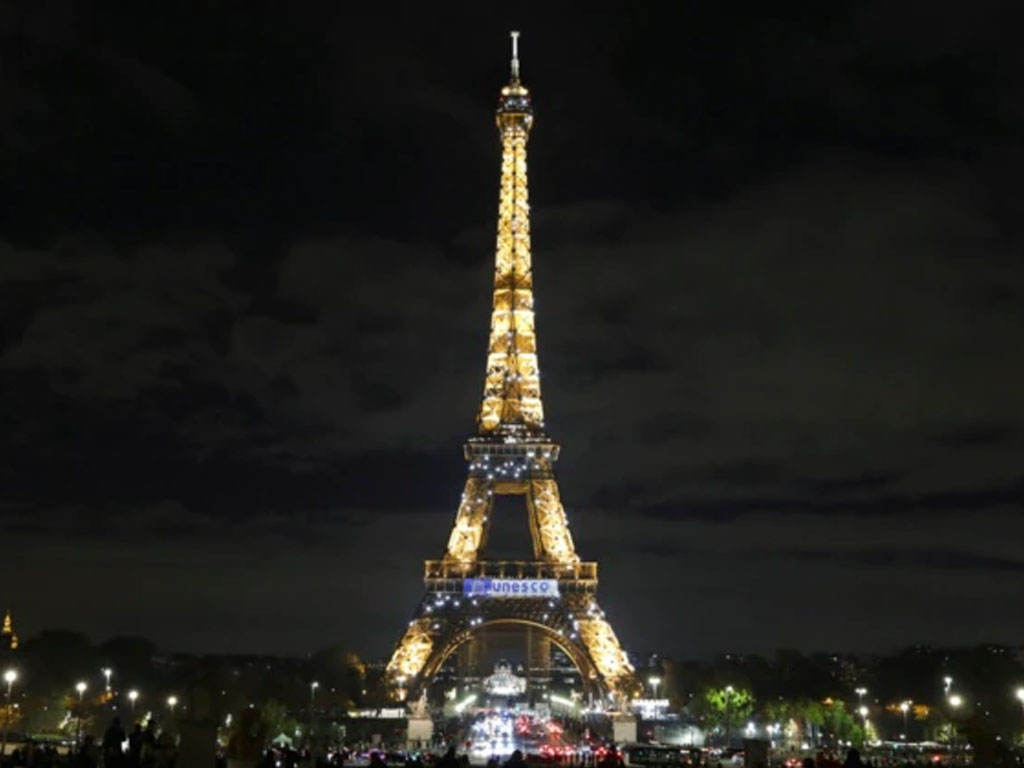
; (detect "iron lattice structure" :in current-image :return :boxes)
[386,33,636,703]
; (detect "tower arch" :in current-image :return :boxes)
[417,618,605,702]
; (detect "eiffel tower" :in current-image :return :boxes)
[386,32,635,706]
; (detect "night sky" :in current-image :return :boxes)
[2,2,1023,659]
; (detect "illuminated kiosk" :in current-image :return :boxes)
[385,32,637,740]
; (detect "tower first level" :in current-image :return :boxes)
[384,33,635,706]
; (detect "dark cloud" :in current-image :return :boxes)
[1,2,1022,657]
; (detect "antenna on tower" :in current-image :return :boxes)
[510,30,521,81]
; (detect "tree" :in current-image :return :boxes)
[259,699,298,743]
[693,686,754,746]
[820,700,864,746]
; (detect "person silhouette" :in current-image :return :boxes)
[104,716,126,766]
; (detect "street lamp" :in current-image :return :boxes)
[900,701,911,742]
[944,676,953,695]
[649,676,661,698]
[75,682,88,747]
[2,669,17,758]
[948,694,962,751]
[167,695,178,715]
[855,687,867,706]
[102,668,112,692]
[724,686,735,747]
[128,690,139,712]
[309,681,320,745]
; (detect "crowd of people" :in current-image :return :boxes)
[0,717,176,768]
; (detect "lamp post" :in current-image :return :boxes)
[944,677,953,696]
[2,669,17,758]
[900,701,910,742]
[310,681,320,745]
[948,694,962,751]
[649,677,661,717]
[75,682,88,747]
[724,686,734,748]
[102,668,112,693]
[167,695,178,715]
[858,706,868,744]
[855,687,867,707]
[128,690,139,715]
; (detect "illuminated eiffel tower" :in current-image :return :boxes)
[386,33,635,706]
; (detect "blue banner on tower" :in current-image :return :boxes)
[462,578,560,598]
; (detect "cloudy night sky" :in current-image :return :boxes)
[2,2,1023,659]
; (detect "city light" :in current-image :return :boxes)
[1016,688,1024,703]
[102,667,112,691]
[949,694,962,708]
[128,690,139,710]
[859,706,868,717]
[2,670,15,685]
[167,695,178,713]
[75,681,87,699]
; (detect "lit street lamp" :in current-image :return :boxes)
[944,676,953,695]
[75,682,88,747]
[900,701,911,742]
[1015,688,1024,730]
[128,690,139,712]
[648,676,662,718]
[724,686,735,747]
[310,682,320,741]
[102,668,112,692]
[649,676,661,698]
[2,669,17,758]
[167,695,178,715]
[948,694,962,750]
[855,687,867,706]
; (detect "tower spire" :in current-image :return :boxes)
[510,30,521,82]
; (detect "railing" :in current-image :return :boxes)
[424,559,597,582]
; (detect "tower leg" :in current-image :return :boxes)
[527,628,551,705]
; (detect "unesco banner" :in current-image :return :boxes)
[463,578,560,598]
